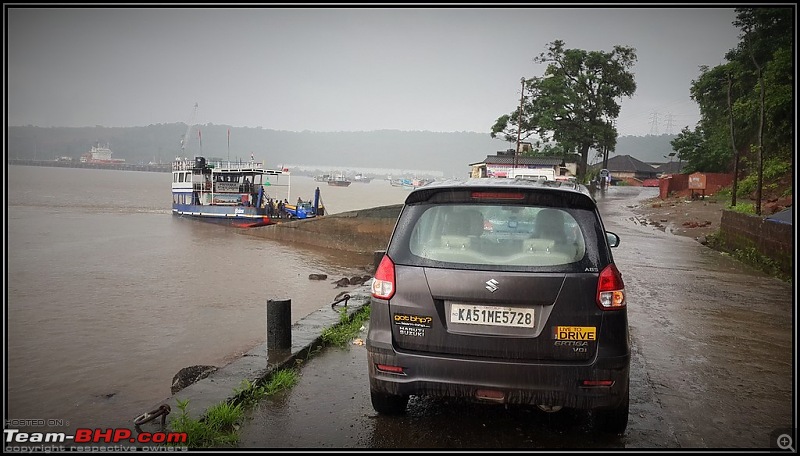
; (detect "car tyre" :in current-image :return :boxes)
[592,388,629,435]
[370,389,409,415]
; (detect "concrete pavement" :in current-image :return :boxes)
[133,285,372,434]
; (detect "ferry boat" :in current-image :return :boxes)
[171,156,323,227]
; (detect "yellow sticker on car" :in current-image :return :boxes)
[554,326,596,340]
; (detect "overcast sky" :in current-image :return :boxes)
[7,5,742,137]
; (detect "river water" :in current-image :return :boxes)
[5,165,410,431]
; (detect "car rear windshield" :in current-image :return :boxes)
[389,196,610,272]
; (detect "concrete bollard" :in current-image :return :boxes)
[267,299,292,351]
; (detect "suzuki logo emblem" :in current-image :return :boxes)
[485,279,499,293]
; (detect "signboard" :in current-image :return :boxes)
[215,182,240,192]
[213,194,242,204]
[688,172,706,190]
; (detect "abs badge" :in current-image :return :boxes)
[393,313,433,337]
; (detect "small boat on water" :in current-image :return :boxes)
[327,174,352,187]
[353,173,372,183]
[171,156,323,227]
[390,177,433,190]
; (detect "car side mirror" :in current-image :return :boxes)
[606,232,620,248]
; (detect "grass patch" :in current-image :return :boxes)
[704,231,791,283]
[233,368,299,409]
[169,399,242,448]
[168,368,299,448]
[320,305,371,347]
[729,246,792,283]
[704,231,725,250]
[726,202,756,214]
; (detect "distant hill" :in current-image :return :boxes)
[6,125,677,177]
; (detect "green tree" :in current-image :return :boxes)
[727,6,794,156]
[730,7,793,214]
[491,40,637,181]
[670,126,730,174]
[675,7,792,212]
[678,63,745,175]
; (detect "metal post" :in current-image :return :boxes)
[267,299,292,351]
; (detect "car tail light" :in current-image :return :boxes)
[371,255,395,300]
[596,263,625,310]
[581,380,615,387]
[471,191,525,200]
[375,364,405,374]
[475,389,506,402]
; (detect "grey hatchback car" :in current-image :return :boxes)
[366,178,629,434]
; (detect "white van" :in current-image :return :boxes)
[507,168,556,181]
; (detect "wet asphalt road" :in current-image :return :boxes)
[238,186,795,450]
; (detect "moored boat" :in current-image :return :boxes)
[171,156,323,227]
[80,142,126,164]
[327,174,352,187]
[391,177,433,190]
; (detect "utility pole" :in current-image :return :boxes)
[514,77,526,170]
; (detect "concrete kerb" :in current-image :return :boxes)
[138,286,372,430]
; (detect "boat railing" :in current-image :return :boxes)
[172,160,192,171]
[207,160,285,174]
[172,158,284,175]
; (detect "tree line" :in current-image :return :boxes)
[673,7,792,214]
[491,7,792,214]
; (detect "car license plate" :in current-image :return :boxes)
[450,303,534,328]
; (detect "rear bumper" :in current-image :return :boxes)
[366,342,629,410]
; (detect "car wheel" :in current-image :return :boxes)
[370,389,409,415]
[591,389,629,435]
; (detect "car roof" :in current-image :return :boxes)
[407,178,594,202]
